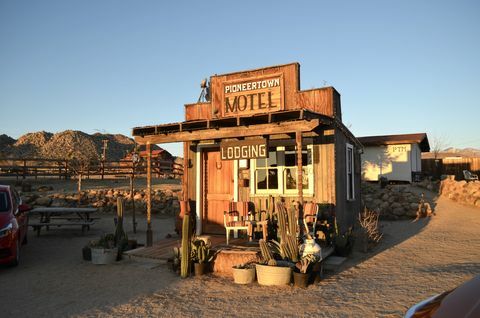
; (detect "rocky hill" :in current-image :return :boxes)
[422,147,480,159]
[0,130,164,161]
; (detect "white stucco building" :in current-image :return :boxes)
[358,133,430,182]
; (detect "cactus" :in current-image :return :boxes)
[191,238,212,264]
[180,214,191,278]
[274,202,300,262]
[276,202,288,242]
[287,204,297,236]
[259,239,274,264]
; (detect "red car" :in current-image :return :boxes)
[0,185,30,266]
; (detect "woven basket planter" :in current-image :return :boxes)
[256,263,292,286]
[232,267,256,284]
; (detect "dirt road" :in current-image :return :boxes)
[1,193,479,317]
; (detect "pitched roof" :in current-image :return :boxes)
[358,133,430,152]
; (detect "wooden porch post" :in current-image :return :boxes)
[296,131,304,205]
[182,142,189,206]
[296,131,304,237]
[146,142,153,246]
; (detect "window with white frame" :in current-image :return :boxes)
[251,145,314,196]
[346,143,355,200]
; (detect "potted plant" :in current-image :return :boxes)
[90,233,118,265]
[190,238,213,276]
[293,254,318,288]
[255,239,294,286]
[232,262,256,284]
[82,240,97,261]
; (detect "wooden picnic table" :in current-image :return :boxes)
[29,207,98,236]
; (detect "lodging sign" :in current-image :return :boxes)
[220,139,268,161]
[223,75,283,117]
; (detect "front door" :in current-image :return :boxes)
[203,149,234,234]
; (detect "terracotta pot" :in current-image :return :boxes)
[194,262,206,276]
[293,271,309,288]
[232,267,256,284]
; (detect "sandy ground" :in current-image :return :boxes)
[1,189,479,318]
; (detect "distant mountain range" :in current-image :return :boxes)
[422,147,480,159]
[0,130,165,161]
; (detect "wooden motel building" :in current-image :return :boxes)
[132,63,362,236]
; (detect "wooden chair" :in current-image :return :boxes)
[303,202,319,239]
[223,201,249,245]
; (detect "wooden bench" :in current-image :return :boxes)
[29,220,96,236]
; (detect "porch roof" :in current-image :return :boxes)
[132,109,333,145]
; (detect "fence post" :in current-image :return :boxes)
[23,159,26,180]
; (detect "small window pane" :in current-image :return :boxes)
[268,169,278,189]
[256,158,266,167]
[285,152,296,167]
[302,167,309,190]
[285,168,297,189]
[267,151,277,167]
[256,170,267,189]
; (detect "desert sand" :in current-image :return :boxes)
[1,188,479,317]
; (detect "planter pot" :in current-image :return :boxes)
[232,267,256,284]
[293,271,309,288]
[91,247,118,265]
[256,263,292,286]
[82,246,92,261]
[194,262,206,276]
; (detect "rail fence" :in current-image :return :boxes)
[0,157,183,180]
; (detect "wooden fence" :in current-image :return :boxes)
[0,157,183,180]
[422,158,480,180]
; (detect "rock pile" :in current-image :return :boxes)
[414,178,440,193]
[362,183,424,220]
[22,188,180,215]
[440,176,480,207]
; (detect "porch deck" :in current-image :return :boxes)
[123,235,256,263]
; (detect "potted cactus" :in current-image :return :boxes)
[191,238,213,276]
[90,233,117,265]
[232,262,256,284]
[255,239,294,286]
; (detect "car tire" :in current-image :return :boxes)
[9,240,19,267]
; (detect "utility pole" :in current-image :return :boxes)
[101,139,108,180]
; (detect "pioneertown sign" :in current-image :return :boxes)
[223,75,283,116]
[220,139,268,161]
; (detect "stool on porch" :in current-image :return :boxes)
[223,201,249,245]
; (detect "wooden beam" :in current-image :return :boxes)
[146,142,153,247]
[134,119,320,145]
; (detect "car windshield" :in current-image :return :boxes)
[0,192,10,212]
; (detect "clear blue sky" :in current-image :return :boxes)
[1,0,479,156]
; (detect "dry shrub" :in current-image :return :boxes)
[359,207,383,244]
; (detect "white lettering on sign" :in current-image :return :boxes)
[220,141,267,161]
[224,78,280,94]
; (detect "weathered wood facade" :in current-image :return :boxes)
[133,63,362,234]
